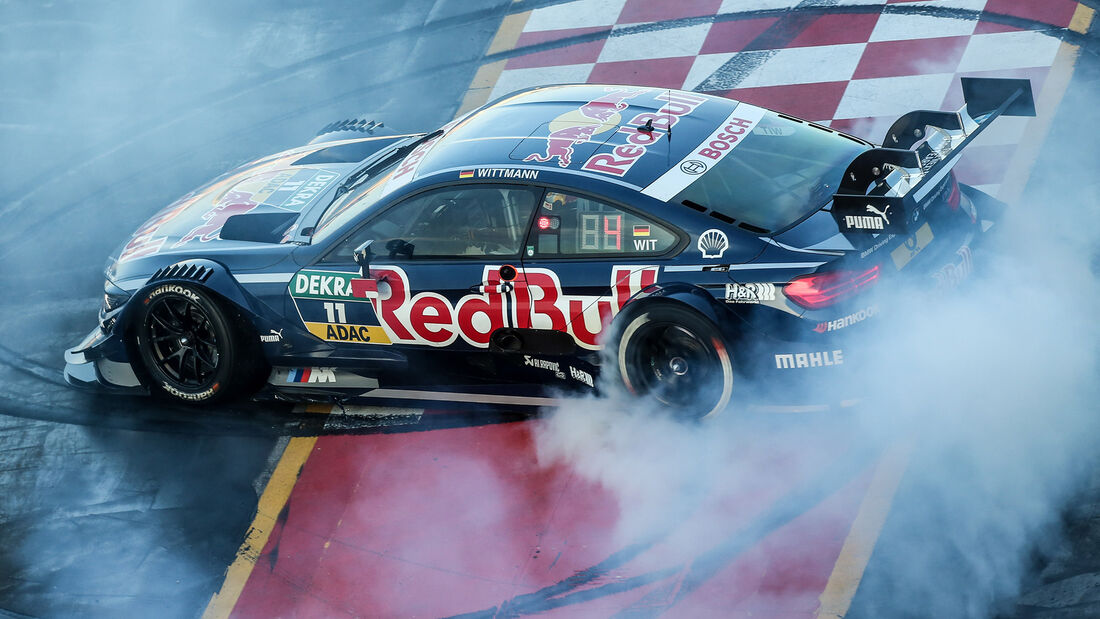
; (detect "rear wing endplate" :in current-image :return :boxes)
[831,77,1035,234]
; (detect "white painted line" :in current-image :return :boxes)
[870,0,985,42]
[956,30,1063,73]
[732,43,867,89]
[489,63,597,100]
[524,0,627,32]
[598,22,711,64]
[235,272,296,284]
[834,73,955,120]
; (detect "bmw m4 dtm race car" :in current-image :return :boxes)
[64,78,1034,419]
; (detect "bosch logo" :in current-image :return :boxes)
[680,160,707,175]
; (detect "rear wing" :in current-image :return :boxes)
[831,77,1035,235]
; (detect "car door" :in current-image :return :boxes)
[516,189,681,355]
[287,183,542,370]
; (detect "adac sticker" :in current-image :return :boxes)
[289,269,391,345]
[303,322,391,345]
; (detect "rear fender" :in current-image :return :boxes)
[616,282,745,344]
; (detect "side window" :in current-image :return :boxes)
[528,191,678,258]
[324,185,540,262]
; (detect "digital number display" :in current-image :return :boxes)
[579,214,622,251]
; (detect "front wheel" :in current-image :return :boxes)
[133,284,254,403]
[611,304,734,420]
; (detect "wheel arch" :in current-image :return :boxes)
[614,282,742,344]
[119,260,267,370]
[607,284,739,420]
[121,260,260,331]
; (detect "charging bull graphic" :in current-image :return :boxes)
[524,88,648,168]
[173,169,295,247]
[174,190,258,245]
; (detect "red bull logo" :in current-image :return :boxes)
[362,264,658,349]
[172,169,297,247]
[174,190,258,246]
[524,88,648,168]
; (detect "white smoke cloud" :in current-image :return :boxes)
[534,78,1100,619]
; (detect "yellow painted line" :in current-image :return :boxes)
[815,442,913,619]
[202,406,329,619]
[457,8,532,115]
[1070,2,1095,34]
[996,2,1094,204]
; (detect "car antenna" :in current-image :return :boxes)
[666,90,673,141]
[666,89,673,170]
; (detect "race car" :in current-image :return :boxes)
[64,78,1034,418]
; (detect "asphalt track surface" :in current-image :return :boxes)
[0,1,1098,618]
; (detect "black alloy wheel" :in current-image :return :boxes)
[148,295,219,385]
[134,284,243,403]
[615,304,734,420]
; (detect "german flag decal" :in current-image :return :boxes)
[459,170,474,179]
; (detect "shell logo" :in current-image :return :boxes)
[698,228,729,259]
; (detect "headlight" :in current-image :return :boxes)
[99,281,132,331]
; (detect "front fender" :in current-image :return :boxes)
[120,259,286,339]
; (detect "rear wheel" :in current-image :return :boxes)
[613,304,734,420]
[133,284,254,403]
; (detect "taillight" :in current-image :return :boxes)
[785,266,879,310]
[946,171,961,210]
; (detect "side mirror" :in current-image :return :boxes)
[352,240,373,278]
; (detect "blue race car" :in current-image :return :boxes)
[64,78,1033,418]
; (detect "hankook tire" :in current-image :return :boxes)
[613,304,733,420]
[133,283,253,404]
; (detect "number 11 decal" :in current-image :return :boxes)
[323,302,347,324]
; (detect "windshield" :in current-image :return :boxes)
[671,113,867,233]
[311,162,400,242]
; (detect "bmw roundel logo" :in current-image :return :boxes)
[680,160,707,175]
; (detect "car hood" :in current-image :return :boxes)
[113,155,355,265]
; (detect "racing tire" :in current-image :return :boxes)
[611,304,734,420]
[133,283,258,404]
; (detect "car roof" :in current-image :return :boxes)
[409,85,746,192]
